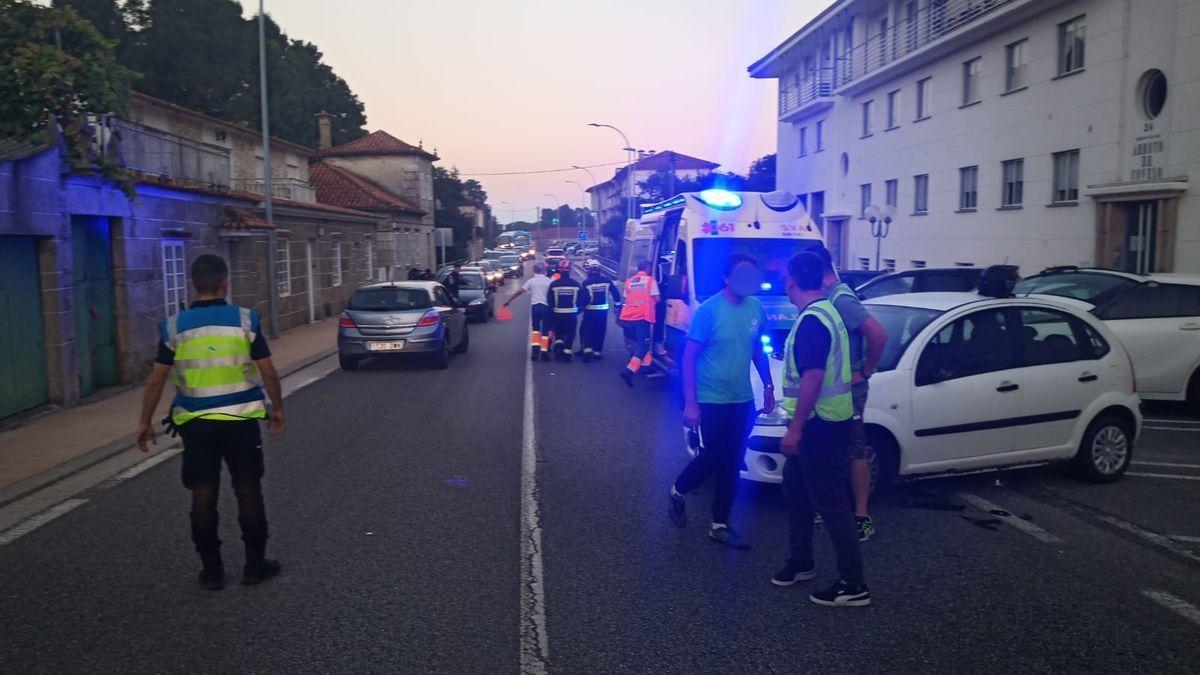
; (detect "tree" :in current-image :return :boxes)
[746,153,776,192]
[601,215,625,242]
[0,1,135,176]
[433,166,491,256]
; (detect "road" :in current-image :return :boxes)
[2,272,1199,673]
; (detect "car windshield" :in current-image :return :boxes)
[348,287,432,311]
[500,256,520,265]
[458,273,485,290]
[1014,272,1138,306]
[483,251,503,260]
[869,304,945,371]
[692,238,819,298]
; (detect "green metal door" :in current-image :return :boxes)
[0,236,48,419]
[71,216,117,397]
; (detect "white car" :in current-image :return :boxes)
[1015,267,1200,411]
[740,292,1142,486]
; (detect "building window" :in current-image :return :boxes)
[860,183,872,217]
[916,77,932,120]
[883,258,897,272]
[1052,149,1080,203]
[959,166,978,210]
[962,57,982,105]
[799,126,808,157]
[331,240,343,287]
[1001,159,1024,207]
[365,240,374,280]
[885,179,898,207]
[913,174,929,214]
[276,237,291,297]
[815,120,825,150]
[911,259,927,269]
[886,90,900,129]
[861,100,873,137]
[905,1,918,53]
[1005,39,1028,92]
[878,17,889,65]
[1058,16,1086,75]
[162,239,187,316]
[858,257,871,271]
[1140,69,1168,120]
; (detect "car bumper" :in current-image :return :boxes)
[466,304,489,320]
[338,335,444,356]
[682,423,787,484]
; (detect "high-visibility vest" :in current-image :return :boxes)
[163,304,267,425]
[828,282,866,370]
[781,299,853,422]
[619,272,656,323]
[584,282,612,310]
[551,286,580,314]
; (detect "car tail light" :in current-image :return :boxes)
[338,313,356,328]
[417,310,440,327]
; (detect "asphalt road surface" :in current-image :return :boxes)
[2,273,1199,673]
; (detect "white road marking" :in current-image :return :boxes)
[1132,461,1200,470]
[1169,535,1200,543]
[108,446,182,483]
[519,351,550,674]
[1143,590,1200,627]
[958,493,1063,544]
[1126,472,1200,481]
[0,498,89,546]
[1097,515,1200,564]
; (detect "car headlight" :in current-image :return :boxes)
[469,298,485,305]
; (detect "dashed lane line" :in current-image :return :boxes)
[1097,515,1200,565]
[0,498,89,547]
[1143,590,1200,627]
[958,493,1063,544]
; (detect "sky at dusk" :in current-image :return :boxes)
[238,1,828,224]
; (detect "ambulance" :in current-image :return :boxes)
[616,189,824,482]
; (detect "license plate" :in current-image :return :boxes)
[367,341,405,352]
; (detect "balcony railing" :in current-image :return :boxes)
[837,0,1017,86]
[780,70,835,118]
[102,119,231,188]
[230,177,316,203]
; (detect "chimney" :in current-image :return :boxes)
[315,111,334,150]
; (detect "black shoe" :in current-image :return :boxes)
[540,352,552,362]
[619,370,634,388]
[668,490,687,528]
[856,516,875,542]
[198,566,225,591]
[242,559,282,586]
[708,525,750,550]
[531,350,540,362]
[809,580,871,607]
[770,562,817,587]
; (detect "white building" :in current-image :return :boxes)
[587,150,719,227]
[749,0,1199,274]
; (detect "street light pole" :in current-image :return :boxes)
[565,180,587,238]
[498,200,516,226]
[587,123,634,223]
[864,205,894,271]
[258,0,278,338]
[571,165,600,236]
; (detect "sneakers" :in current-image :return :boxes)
[242,559,282,586]
[198,566,225,591]
[619,370,634,387]
[809,580,871,607]
[770,562,817,587]
[668,489,687,528]
[708,525,750,550]
[856,516,875,542]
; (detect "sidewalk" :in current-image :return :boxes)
[0,317,339,492]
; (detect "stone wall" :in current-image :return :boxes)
[324,155,435,227]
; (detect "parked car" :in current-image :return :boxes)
[336,282,469,371]
[1015,266,1200,409]
[437,268,494,322]
[839,269,885,289]
[498,254,523,278]
[742,291,1141,486]
[857,267,988,300]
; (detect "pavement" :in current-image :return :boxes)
[2,270,1199,673]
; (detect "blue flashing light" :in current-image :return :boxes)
[760,282,772,291]
[760,335,771,344]
[762,345,775,355]
[696,189,743,210]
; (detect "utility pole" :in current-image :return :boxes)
[258,0,278,338]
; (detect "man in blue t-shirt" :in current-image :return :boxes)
[668,254,776,550]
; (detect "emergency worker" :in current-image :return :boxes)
[618,260,660,386]
[578,259,622,363]
[548,259,583,361]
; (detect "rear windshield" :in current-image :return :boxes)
[458,274,485,290]
[348,287,432,311]
[1014,272,1138,305]
[500,256,520,265]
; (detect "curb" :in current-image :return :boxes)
[0,346,339,510]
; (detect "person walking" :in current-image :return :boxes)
[547,259,583,362]
[504,262,554,361]
[579,259,622,363]
[134,255,284,591]
[668,254,775,550]
[617,260,660,386]
[771,251,869,607]
[443,262,465,301]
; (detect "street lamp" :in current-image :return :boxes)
[864,205,896,271]
[565,180,587,241]
[587,123,635,222]
[571,165,600,236]
[544,192,562,243]
[258,0,278,338]
[498,200,516,226]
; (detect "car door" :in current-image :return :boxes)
[433,286,461,345]
[1012,306,1108,454]
[908,307,1024,468]
[1098,283,1200,396]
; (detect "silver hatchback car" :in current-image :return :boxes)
[337,282,469,370]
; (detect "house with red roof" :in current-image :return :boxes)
[586,150,720,227]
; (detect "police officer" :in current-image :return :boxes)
[770,251,869,608]
[135,254,284,591]
[578,259,622,363]
[547,258,583,362]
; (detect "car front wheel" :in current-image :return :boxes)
[1072,415,1133,483]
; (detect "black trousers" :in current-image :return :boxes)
[674,401,753,524]
[178,419,270,561]
[552,312,578,354]
[530,303,552,353]
[783,418,864,586]
[580,309,608,354]
[622,320,652,360]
